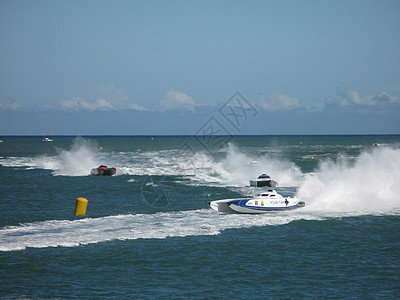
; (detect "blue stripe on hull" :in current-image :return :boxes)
[228,200,305,213]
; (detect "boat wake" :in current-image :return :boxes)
[1,205,399,252]
[0,209,334,252]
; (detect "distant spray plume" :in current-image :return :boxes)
[208,143,303,187]
[51,137,100,176]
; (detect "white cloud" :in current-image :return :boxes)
[127,103,148,111]
[370,93,400,105]
[61,97,114,110]
[60,96,149,112]
[257,88,400,114]
[325,87,399,107]
[0,100,22,111]
[259,93,300,111]
[160,90,196,112]
[97,83,129,109]
[60,84,150,112]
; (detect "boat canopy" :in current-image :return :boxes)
[258,174,271,179]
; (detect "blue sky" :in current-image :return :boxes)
[1,0,399,135]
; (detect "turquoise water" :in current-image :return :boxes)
[1,135,400,298]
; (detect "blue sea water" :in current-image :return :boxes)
[0,135,400,299]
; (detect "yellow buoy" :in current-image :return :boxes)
[74,197,88,216]
[99,147,103,151]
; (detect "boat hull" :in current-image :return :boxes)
[208,198,247,214]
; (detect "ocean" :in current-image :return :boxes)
[0,135,399,299]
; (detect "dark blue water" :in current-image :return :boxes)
[1,135,399,299]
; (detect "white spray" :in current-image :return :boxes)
[297,146,400,212]
[33,137,101,176]
[209,143,303,187]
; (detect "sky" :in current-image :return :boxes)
[0,0,400,135]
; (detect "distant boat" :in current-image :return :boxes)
[42,137,54,142]
[90,165,116,176]
[249,174,278,187]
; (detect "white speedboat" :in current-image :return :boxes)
[42,137,54,142]
[208,189,305,214]
[249,174,278,187]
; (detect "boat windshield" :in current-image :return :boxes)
[257,193,269,197]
